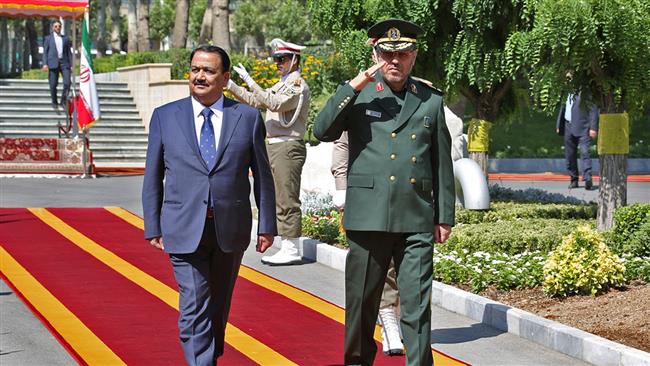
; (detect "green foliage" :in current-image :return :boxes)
[149,0,176,41]
[489,184,590,204]
[455,202,597,224]
[301,211,347,247]
[446,219,592,255]
[433,247,546,293]
[621,254,650,283]
[608,204,650,257]
[512,0,650,114]
[543,226,626,297]
[20,69,48,79]
[233,0,311,45]
[188,0,208,43]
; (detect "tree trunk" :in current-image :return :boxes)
[171,0,189,48]
[110,0,122,52]
[13,20,23,74]
[127,0,138,52]
[137,0,150,51]
[199,0,213,44]
[96,0,108,56]
[0,17,8,75]
[26,18,39,69]
[211,0,230,51]
[22,20,31,70]
[597,154,627,230]
[41,18,50,40]
[470,152,489,178]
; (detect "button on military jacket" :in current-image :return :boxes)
[314,76,455,232]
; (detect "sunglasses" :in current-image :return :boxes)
[273,55,291,63]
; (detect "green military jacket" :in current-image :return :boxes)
[314,76,455,232]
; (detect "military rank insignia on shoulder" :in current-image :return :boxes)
[411,76,444,95]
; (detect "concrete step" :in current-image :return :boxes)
[0,106,140,115]
[0,114,143,121]
[92,151,147,160]
[0,122,144,129]
[0,100,138,108]
[1,129,148,137]
[0,92,132,99]
[0,79,127,87]
[90,145,148,152]
[0,85,131,93]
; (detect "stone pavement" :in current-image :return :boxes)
[1,175,648,365]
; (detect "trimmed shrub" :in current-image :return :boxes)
[489,184,590,204]
[301,210,347,247]
[543,226,626,297]
[446,219,593,255]
[608,204,650,256]
[455,202,597,224]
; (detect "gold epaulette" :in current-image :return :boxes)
[411,76,444,95]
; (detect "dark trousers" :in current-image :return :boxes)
[564,131,593,182]
[170,220,244,366]
[48,64,71,105]
[344,231,434,366]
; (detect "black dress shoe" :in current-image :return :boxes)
[585,180,593,190]
[569,180,578,189]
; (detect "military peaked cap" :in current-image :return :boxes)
[367,18,423,52]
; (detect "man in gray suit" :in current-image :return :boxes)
[142,45,277,365]
[556,92,599,189]
[42,20,72,110]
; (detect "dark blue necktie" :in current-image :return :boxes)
[199,107,216,169]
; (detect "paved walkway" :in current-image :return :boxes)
[1,175,648,365]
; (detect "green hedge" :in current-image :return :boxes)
[608,203,650,257]
[94,48,192,80]
[455,202,597,224]
[446,219,594,255]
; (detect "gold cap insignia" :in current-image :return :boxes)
[411,83,417,94]
[388,27,401,41]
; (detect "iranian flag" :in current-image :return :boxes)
[77,10,100,129]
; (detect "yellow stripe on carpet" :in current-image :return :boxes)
[107,207,467,366]
[0,246,126,366]
[29,208,296,366]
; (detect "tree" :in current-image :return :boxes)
[95,0,108,56]
[137,0,151,51]
[508,0,650,230]
[110,0,122,52]
[198,0,213,44]
[211,0,230,50]
[25,18,39,68]
[150,0,175,49]
[172,0,190,48]
[127,0,138,51]
[233,0,312,47]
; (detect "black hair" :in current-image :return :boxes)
[190,45,231,73]
[52,19,62,26]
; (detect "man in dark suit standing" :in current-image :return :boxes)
[556,92,599,189]
[315,19,455,366]
[142,45,277,366]
[42,20,72,110]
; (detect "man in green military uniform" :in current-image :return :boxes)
[314,19,455,365]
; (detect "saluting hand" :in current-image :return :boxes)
[349,61,386,92]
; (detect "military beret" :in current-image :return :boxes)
[367,19,423,52]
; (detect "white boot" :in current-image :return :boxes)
[261,237,302,265]
[378,306,404,355]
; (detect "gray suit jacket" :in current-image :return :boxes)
[43,33,72,69]
[142,96,277,254]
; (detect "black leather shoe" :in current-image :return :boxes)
[585,180,593,190]
[568,180,578,189]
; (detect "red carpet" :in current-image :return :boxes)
[0,208,468,366]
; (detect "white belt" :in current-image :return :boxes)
[267,136,301,144]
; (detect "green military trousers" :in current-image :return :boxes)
[266,140,306,238]
[344,231,434,366]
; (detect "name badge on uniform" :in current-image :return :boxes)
[366,109,382,118]
[424,116,431,128]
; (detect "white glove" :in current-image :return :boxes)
[333,190,346,210]
[226,79,236,90]
[233,63,255,86]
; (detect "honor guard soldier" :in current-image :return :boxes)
[227,39,310,265]
[314,19,456,366]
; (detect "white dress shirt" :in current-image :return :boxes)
[191,96,224,158]
[564,94,575,122]
[54,33,63,59]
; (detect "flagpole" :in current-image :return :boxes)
[79,9,90,178]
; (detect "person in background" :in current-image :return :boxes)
[227,39,311,265]
[142,45,277,365]
[42,19,72,111]
[556,92,599,190]
[315,19,455,365]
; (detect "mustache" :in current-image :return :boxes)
[193,80,209,86]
